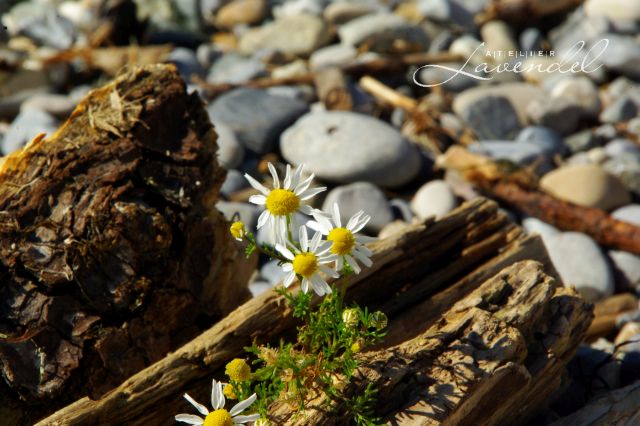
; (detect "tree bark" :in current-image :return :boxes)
[0,64,253,425]
[38,198,591,425]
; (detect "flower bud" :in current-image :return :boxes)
[342,308,359,328]
[225,358,251,382]
[230,221,246,241]
[370,311,388,330]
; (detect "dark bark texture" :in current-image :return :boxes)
[0,64,252,424]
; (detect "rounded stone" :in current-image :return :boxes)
[281,111,421,188]
[239,15,331,56]
[545,232,615,302]
[410,180,458,219]
[612,204,640,225]
[214,122,244,169]
[540,164,631,211]
[322,182,393,234]
[215,0,266,28]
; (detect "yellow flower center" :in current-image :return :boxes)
[327,227,355,256]
[265,189,300,216]
[223,384,237,399]
[225,358,251,382]
[292,252,318,278]
[204,409,233,426]
[230,221,245,239]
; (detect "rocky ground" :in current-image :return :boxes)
[1,0,640,423]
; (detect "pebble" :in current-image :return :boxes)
[480,20,517,54]
[323,2,379,25]
[605,139,640,158]
[515,126,565,154]
[540,164,630,211]
[4,2,76,49]
[599,97,638,124]
[260,260,288,285]
[215,0,266,28]
[527,97,581,136]
[585,0,640,25]
[281,111,420,187]
[550,77,601,119]
[220,169,249,197]
[214,122,244,169]
[389,198,414,222]
[545,232,614,302]
[206,53,267,85]
[273,0,324,18]
[239,15,330,56]
[322,182,393,234]
[604,156,640,195]
[2,109,58,155]
[410,180,458,220]
[615,321,640,342]
[521,216,560,243]
[612,205,640,225]
[519,27,543,52]
[20,93,76,119]
[208,88,309,154]
[459,96,521,140]
[337,13,429,53]
[574,342,619,392]
[609,250,640,288]
[453,83,546,124]
[599,34,640,80]
[215,201,259,230]
[168,47,205,81]
[309,44,358,70]
[417,0,475,29]
[249,280,272,297]
[564,130,602,154]
[468,140,552,169]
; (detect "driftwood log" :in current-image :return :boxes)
[438,146,640,256]
[0,64,253,425]
[39,197,592,425]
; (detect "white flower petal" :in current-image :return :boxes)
[233,413,261,424]
[355,245,373,257]
[257,210,270,229]
[319,264,339,278]
[311,211,333,233]
[211,379,225,410]
[316,241,332,255]
[283,164,292,189]
[351,215,370,233]
[248,195,266,205]
[356,235,377,243]
[299,225,309,251]
[346,211,364,230]
[268,162,280,188]
[310,274,331,296]
[332,203,341,227]
[336,256,344,271]
[345,255,361,274]
[282,263,293,271]
[230,393,257,416]
[306,220,324,234]
[276,243,295,260]
[299,187,326,201]
[301,278,310,293]
[310,230,322,251]
[294,174,313,195]
[175,413,204,425]
[299,204,314,215]
[290,164,303,189]
[352,249,372,267]
[244,174,269,195]
[183,393,209,416]
[283,271,296,287]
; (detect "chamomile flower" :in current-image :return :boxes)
[307,204,375,274]
[275,226,339,296]
[175,379,259,426]
[246,163,326,244]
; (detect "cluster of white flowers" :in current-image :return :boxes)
[245,163,375,297]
